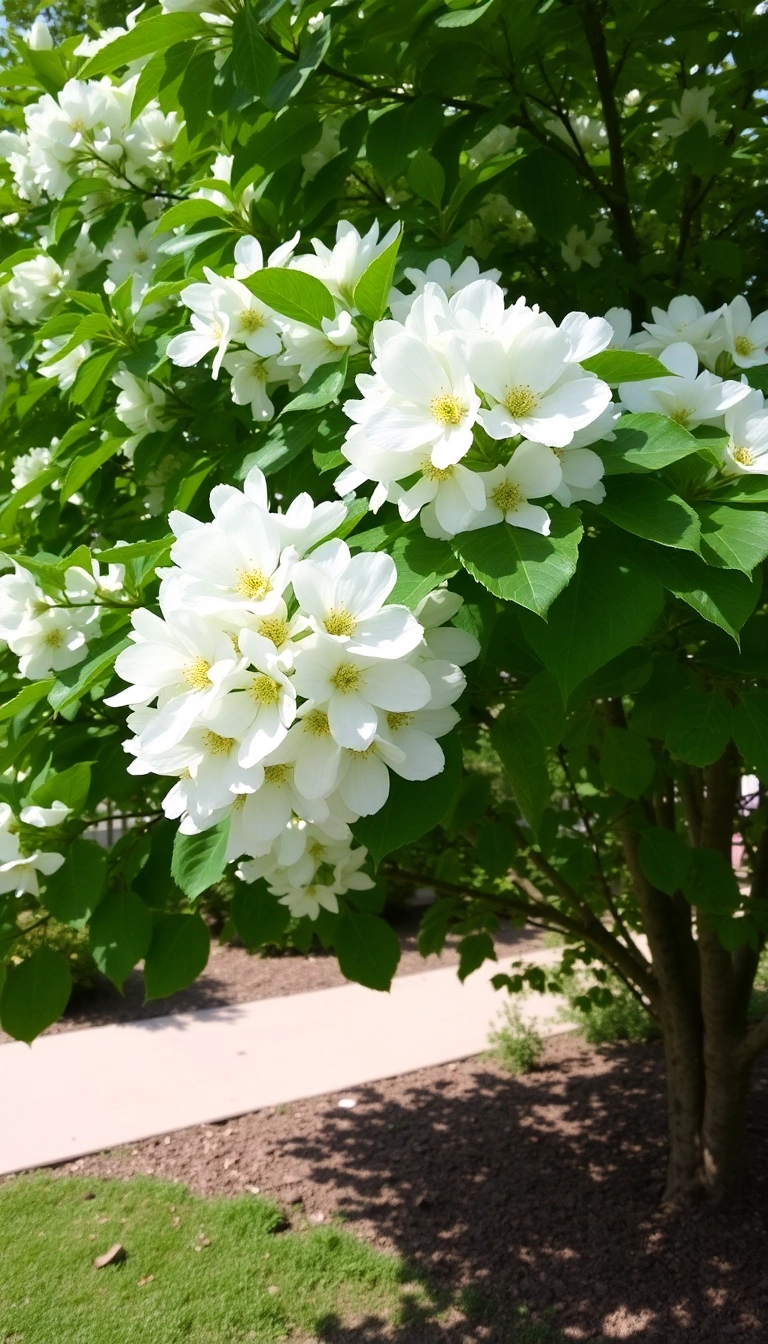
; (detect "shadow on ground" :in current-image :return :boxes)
[281,1042,768,1343]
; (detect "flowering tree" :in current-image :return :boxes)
[0,0,768,1205]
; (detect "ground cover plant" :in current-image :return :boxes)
[0,0,768,1210]
[0,1172,443,1341]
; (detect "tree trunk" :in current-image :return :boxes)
[661,1010,752,1204]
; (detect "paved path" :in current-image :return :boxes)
[0,949,570,1176]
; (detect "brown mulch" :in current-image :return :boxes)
[0,911,538,1043]
[46,1034,768,1343]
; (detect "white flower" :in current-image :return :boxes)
[545,114,608,153]
[104,223,163,299]
[292,635,431,751]
[206,464,346,559]
[469,326,612,448]
[12,606,91,680]
[204,630,297,770]
[20,800,70,827]
[561,220,612,272]
[658,87,718,140]
[618,342,751,429]
[394,458,486,539]
[291,539,423,660]
[8,255,66,323]
[278,310,360,383]
[414,589,480,666]
[551,445,606,506]
[166,269,283,377]
[604,307,633,349]
[123,108,182,178]
[12,447,52,495]
[293,219,401,307]
[389,258,502,324]
[347,332,480,469]
[38,336,91,391]
[466,124,518,167]
[721,396,768,475]
[719,296,768,369]
[0,848,64,898]
[168,492,293,618]
[220,351,278,421]
[558,311,614,363]
[634,295,723,365]
[74,26,129,57]
[463,442,562,535]
[26,19,54,49]
[232,232,300,279]
[278,881,340,920]
[113,368,172,437]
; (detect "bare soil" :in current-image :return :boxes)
[46,1034,768,1343]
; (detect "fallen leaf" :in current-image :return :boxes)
[268,1285,278,1295]
[137,1275,154,1287]
[93,1243,126,1269]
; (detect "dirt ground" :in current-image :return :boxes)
[45,1034,768,1344]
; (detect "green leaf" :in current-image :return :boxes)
[664,690,732,767]
[580,351,669,384]
[239,411,319,478]
[282,355,347,413]
[334,911,400,991]
[0,466,58,531]
[698,503,768,574]
[457,931,496,981]
[69,349,121,408]
[682,848,739,915]
[79,13,207,78]
[651,547,760,642]
[43,838,106,927]
[89,889,154,991]
[388,534,459,609]
[171,820,230,899]
[675,122,730,177]
[232,881,290,948]
[32,762,91,812]
[491,710,550,834]
[143,913,211,1000]
[94,537,173,565]
[600,727,655,798]
[598,413,704,475]
[232,1,280,99]
[435,0,495,25]
[732,692,768,777]
[601,475,701,553]
[716,477,768,504]
[0,679,55,724]
[0,946,71,1043]
[245,267,335,329]
[453,506,582,617]
[152,199,234,233]
[476,821,518,877]
[513,672,566,746]
[60,437,123,502]
[366,99,444,184]
[407,149,445,208]
[521,532,664,700]
[638,828,692,896]
[517,149,582,243]
[265,14,331,111]
[233,107,321,183]
[353,226,403,321]
[351,733,462,866]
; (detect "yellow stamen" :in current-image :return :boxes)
[422,460,454,483]
[732,445,755,467]
[251,674,281,705]
[387,711,415,731]
[430,392,465,427]
[492,480,524,512]
[264,763,290,786]
[239,307,265,333]
[44,629,64,648]
[303,709,330,736]
[503,385,536,418]
[332,663,362,693]
[670,408,692,427]
[324,608,357,637]
[258,615,288,647]
[203,731,235,756]
[184,657,211,690]
[734,335,754,357]
[237,568,272,601]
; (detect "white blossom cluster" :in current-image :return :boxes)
[0,801,66,899]
[109,466,479,919]
[337,275,615,538]
[0,77,182,204]
[0,559,124,680]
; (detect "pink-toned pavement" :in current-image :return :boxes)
[0,948,570,1176]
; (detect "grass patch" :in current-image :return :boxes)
[0,1173,441,1343]
[488,1004,544,1074]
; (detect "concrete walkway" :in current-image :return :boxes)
[0,949,569,1176]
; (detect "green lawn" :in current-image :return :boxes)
[0,1173,440,1343]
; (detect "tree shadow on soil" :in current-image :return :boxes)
[285,1042,768,1343]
